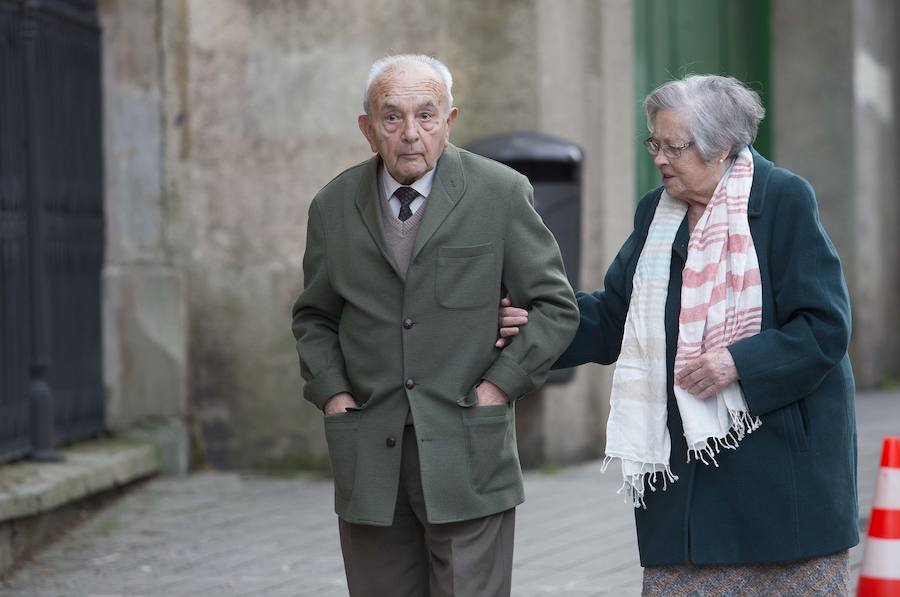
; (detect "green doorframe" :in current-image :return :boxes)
[633,0,771,198]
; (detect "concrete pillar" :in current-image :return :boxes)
[518,0,634,465]
[99,0,189,473]
[851,0,900,386]
[772,0,900,387]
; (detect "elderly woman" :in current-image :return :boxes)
[500,74,857,595]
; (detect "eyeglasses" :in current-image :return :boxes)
[643,137,695,159]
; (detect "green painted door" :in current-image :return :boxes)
[634,0,771,197]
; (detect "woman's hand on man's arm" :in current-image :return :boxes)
[495,296,529,348]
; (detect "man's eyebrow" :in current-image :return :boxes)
[379,100,439,113]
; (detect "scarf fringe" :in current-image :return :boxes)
[686,409,763,466]
[601,455,679,509]
[602,409,762,509]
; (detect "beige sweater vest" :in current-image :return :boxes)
[381,197,428,276]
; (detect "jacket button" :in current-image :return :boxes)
[403,318,415,329]
[405,378,416,390]
[386,437,397,448]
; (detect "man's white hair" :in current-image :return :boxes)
[362,54,454,114]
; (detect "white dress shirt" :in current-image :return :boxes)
[380,164,436,218]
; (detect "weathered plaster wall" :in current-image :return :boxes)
[99,0,900,474]
[158,0,613,469]
[144,0,636,469]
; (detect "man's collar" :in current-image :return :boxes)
[381,163,437,199]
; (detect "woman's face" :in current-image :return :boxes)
[651,110,727,206]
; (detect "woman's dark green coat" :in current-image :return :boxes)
[556,150,858,566]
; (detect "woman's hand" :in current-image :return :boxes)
[676,348,739,399]
[495,297,529,348]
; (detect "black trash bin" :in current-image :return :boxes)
[466,132,582,384]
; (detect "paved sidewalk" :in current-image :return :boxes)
[1,390,897,597]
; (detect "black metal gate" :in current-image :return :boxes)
[0,0,103,463]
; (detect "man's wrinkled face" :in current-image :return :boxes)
[358,64,458,185]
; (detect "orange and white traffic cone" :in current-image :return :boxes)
[858,436,900,596]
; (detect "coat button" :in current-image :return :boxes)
[386,437,397,448]
[403,318,415,329]
[405,378,416,390]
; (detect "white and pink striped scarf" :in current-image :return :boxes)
[603,146,763,508]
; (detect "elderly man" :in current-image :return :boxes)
[291,54,577,597]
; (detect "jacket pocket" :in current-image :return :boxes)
[461,401,520,494]
[781,401,809,452]
[323,414,359,500]
[436,243,496,309]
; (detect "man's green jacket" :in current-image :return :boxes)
[292,144,578,525]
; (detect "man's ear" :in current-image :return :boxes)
[447,107,458,129]
[444,107,459,145]
[358,114,377,153]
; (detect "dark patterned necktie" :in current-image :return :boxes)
[394,186,419,222]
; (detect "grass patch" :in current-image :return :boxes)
[240,452,334,480]
[878,375,899,390]
[96,516,122,535]
[537,463,560,476]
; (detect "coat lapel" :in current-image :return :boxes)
[672,214,689,263]
[411,144,466,262]
[748,147,774,218]
[353,155,403,278]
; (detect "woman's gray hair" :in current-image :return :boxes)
[644,74,765,162]
[363,54,454,115]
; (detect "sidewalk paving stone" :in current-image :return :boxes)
[0,390,896,596]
